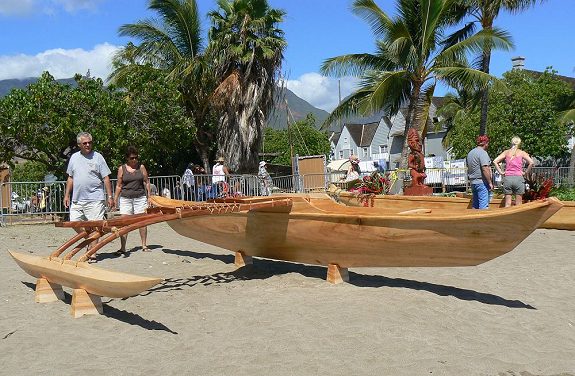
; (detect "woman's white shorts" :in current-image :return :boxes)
[119,196,148,215]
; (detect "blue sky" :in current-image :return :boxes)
[1,0,573,112]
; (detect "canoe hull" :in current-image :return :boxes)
[164,196,562,268]
[336,193,575,231]
[10,251,162,298]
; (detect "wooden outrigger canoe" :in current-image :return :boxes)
[150,194,562,268]
[331,188,575,231]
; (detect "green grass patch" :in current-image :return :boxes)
[550,186,575,201]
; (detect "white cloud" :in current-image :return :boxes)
[0,43,121,81]
[0,0,102,15]
[284,73,359,112]
[53,0,102,12]
[0,0,35,15]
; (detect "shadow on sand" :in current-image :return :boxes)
[153,248,536,310]
[21,281,178,334]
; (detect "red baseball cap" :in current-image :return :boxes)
[476,135,489,146]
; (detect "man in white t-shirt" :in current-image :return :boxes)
[64,131,114,222]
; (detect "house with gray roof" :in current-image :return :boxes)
[330,98,448,169]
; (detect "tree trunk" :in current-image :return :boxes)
[399,82,423,171]
[479,27,492,136]
[218,80,269,174]
[197,144,211,174]
[569,136,575,187]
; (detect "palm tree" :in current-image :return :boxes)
[109,0,218,171]
[436,87,481,148]
[321,0,511,167]
[208,0,287,173]
[461,0,544,135]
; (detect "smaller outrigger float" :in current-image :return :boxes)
[10,194,562,318]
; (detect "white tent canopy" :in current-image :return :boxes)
[326,159,351,172]
[326,159,379,173]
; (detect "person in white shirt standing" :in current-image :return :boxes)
[212,156,229,197]
[63,131,114,259]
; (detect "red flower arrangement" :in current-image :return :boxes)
[348,171,392,207]
[523,172,554,202]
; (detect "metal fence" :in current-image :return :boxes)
[0,174,265,225]
[2,167,573,225]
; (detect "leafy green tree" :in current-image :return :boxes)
[0,70,197,179]
[10,161,49,182]
[208,0,287,173]
[321,0,510,168]
[436,87,481,148]
[0,72,129,179]
[111,0,218,172]
[263,114,331,166]
[449,69,573,161]
[116,66,197,175]
[459,0,544,135]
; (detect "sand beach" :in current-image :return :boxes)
[0,222,574,376]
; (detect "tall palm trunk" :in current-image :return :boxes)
[218,81,269,174]
[400,81,423,171]
[479,49,491,135]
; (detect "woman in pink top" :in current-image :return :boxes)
[493,136,534,207]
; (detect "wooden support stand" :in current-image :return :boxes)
[327,264,349,284]
[35,278,65,303]
[71,289,103,318]
[234,251,253,267]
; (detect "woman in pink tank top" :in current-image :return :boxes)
[493,136,534,207]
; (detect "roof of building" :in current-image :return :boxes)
[344,122,380,147]
[523,69,575,89]
[330,131,341,145]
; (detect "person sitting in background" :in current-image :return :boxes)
[493,136,534,207]
[173,182,182,200]
[344,155,361,182]
[149,183,158,196]
[182,163,195,201]
[258,161,273,196]
[192,165,206,201]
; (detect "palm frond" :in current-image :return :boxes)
[320,89,373,130]
[321,53,383,77]
[359,70,411,116]
[352,0,394,37]
[441,21,476,49]
[439,27,514,63]
[560,108,575,124]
